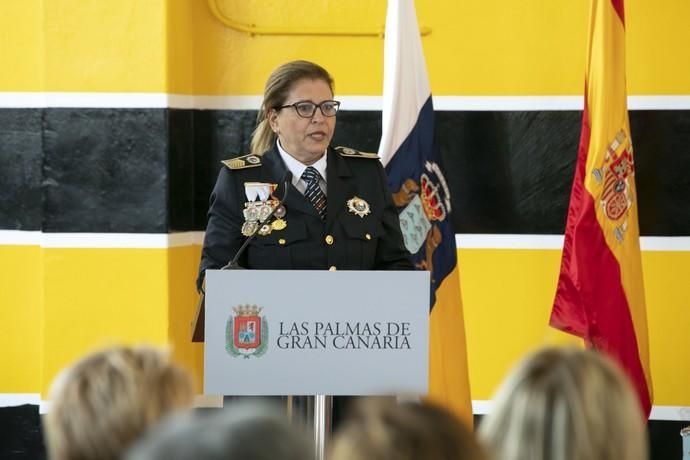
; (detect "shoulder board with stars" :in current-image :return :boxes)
[221,153,263,170]
[335,146,380,159]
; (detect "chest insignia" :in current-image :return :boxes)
[346,196,371,218]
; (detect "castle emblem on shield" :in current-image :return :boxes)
[225,305,268,359]
[591,129,636,243]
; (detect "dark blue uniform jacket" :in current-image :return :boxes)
[197,145,412,289]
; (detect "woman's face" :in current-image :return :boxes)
[269,78,336,165]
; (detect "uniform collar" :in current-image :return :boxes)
[260,145,318,218]
[276,140,327,185]
[260,145,355,227]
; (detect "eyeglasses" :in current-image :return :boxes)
[276,100,341,118]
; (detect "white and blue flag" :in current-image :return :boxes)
[378,0,472,425]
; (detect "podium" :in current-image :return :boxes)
[195,269,429,459]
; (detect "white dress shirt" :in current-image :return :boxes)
[276,140,327,195]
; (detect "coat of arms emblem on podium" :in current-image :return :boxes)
[225,304,268,359]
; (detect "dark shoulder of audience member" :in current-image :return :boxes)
[126,401,314,460]
[330,400,489,460]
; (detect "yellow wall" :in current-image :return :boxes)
[460,248,690,406]
[167,0,195,93]
[0,246,43,391]
[0,245,203,395]
[43,0,167,92]
[3,0,690,94]
[40,248,171,395]
[461,248,578,400]
[640,251,690,406]
[168,245,205,390]
[1,1,44,91]
[195,0,690,95]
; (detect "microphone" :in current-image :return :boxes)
[221,170,293,270]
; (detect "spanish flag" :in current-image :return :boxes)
[378,0,472,426]
[550,0,652,416]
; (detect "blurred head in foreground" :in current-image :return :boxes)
[44,345,194,460]
[330,400,489,460]
[479,347,647,460]
[126,401,314,460]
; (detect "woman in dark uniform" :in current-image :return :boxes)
[197,60,411,288]
[196,60,413,425]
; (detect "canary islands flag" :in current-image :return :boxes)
[378,0,472,425]
[550,0,652,417]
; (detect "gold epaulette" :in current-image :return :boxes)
[335,146,380,159]
[221,153,263,170]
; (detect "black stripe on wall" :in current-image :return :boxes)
[0,405,45,459]
[0,109,43,230]
[43,109,169,233]
[1,108,689,236]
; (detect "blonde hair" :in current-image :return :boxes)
[330,401,489,460]
[250,60,334,155]
[44,345,194,460]
[479,347,647,460]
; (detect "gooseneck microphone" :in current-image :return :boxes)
[221,170,293,270]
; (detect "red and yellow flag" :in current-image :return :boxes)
[550,0,652,417]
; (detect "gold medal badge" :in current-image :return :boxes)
[346,196,371,218]
[270,205,288,231]
[271,219,287,231]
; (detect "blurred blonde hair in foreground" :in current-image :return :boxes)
[479,347,647,460]
[330,400,489,460]
[44,345,194,460]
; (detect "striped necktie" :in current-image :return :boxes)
[301,166,326,220]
